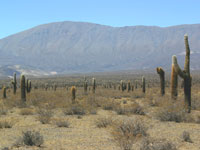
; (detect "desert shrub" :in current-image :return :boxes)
[55,119,70,128]
[90,109,97,115]
[191,94,200,110]
[37,108,53,124]
[95,117,113,128]
[157,109,186,122]
[102,101,117,110]
[123,100,127,104]
[64,104,86,115]
[77,115,82,119]
[195,115,200,124]
[1,147,9,150]
[0,105,7,116]
[115,103,145,115]
[15,130,44,147]
[140,138,176,150]
[156,102,193,123]
[111,118,147,150]
[182,131,192,143]
[20,108,34,115]
[131,92,145,99]
[0,120,13,129]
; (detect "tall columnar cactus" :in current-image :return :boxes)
[29,80,32,93]
[26,79,29,93]
[71,86,76,104]
[171,56,178,99]
[2,86,6,99]
[135,80,138,89]
[84,80,88,94]
[142,76,145,93]
[53,83,57,91]
[131,85,134,91]
[156,67,165,96]
[118,85,121,91]
[27,80,32,93]
[92,78,96,94]
[120,80,124,92]
[172,34,192,113]
[12,72,17,94]
[20,75,26,102]
[127,81,131,92]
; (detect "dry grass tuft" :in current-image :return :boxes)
[0,105,8,116]
[64,104,86,115]
[140,137,177,150]
[14,130,44,147]
[182,131,192,143]
[0,120,13,129]
[19,108,34,115]
[37,108,53,124]
[115,103,145,116]
[111,118,147,150]
[54,119,70,128]
[95,117,113,128]
[155,101,193,123]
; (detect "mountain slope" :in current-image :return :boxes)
[0,21,200,75]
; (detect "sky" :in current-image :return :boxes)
[0,0,200,39]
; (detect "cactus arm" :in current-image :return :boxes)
[156,67,165,95]
[172,55,187,79]
[171,61,178,99]
[184,34,190,74]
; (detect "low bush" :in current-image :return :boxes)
[111,118,147,150]
[95,117,113,128]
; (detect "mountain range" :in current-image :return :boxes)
[0,21,200,77]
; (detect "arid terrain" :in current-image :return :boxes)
[0,72,200,150]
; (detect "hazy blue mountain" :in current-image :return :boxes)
[0,21,200,76]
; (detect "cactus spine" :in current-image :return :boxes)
[142,76,145,93]
[2,86,6,99]
[71,86,76,104]
[156,67,165,96]
[92,78,96,94]
[20,75,26,102]
[172,34,192,113]
[12,72,17,94]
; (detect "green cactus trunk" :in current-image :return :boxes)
[84,80,88,94]
[120,80,124,92]
[135,81,138,89]
[171,34,192,113]
[127,81,131,92]
[26,79,29,93]
[92,78,96,94]
[20,75,26,102]
[156,67,165,96]
[171,57,178,99]
[142,76,145,93]
[2,86,6,99]
[28,80,32,93]
[12,72,17,94]
[71,86,76,104]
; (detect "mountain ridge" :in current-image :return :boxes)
[0,21,200,76]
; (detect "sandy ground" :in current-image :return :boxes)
[1,94,200,150]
